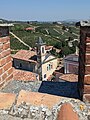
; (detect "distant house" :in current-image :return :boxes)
[13,37,58,81]
[25,27,35,32]
[63,54,79,74]
[13,50,37,72]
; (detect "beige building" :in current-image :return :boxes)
[13,37,58,81]
[36,37,58,80]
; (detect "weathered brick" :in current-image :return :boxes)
[85,54,90,64]
[0,68,3,75]
[0,58,6,67]
[84,85,90,94]
[83,94,90,103]
[2,49,11,58]
[5,55,11,63]
[84,75,90,84]
[85,66,90,74]
[86,37,90,43]
[3,42,10,50]
[0,44,3,52]
[86,45,90,53]
[3,62,12,72]
[7,67,13,75]
[0,28,12,87]
[0,80,5,88]
[5,73,13,82]
[1,72,7,81]
[0,37,10,44]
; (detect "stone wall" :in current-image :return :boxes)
[0,90,89,120]
[0,27,13,88]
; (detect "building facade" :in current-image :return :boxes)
[64,54,79,74]
[36,37,58,81]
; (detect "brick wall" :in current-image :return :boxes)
[78,26,90,102]
[0,27,13,89]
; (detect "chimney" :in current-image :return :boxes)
[0,24,13,89]
[78,21,90,103]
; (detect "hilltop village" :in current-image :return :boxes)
[0,20,90,120]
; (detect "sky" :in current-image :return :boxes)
[0,0,90,21]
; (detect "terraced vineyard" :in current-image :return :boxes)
[10,22,80,56]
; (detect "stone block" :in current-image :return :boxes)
[84,85,90,94]
[0,92,16,110]
[17,90,62,109]
[84,75,90,84]
[83,94,90,103]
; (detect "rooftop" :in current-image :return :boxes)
[13,68,39,81]
[59,74,78,82]
[64,54,78,62]
[13,50,37,63]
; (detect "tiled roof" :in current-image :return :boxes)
[25,27,35,30]
[13,68,38,81]
[13,50,37,63]
[59,74,78,82]
[64,54,79,62]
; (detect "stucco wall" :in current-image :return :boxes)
[41,58,57,80]
[13,58,36,72]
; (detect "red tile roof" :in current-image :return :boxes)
[59,74,78,82]
[13,50,37,63]
[13,68,38,81]
[25,27,35,30]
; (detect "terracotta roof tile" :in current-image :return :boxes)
[13,68,38,81]
[13,50,37,63]
[59,74,78,82]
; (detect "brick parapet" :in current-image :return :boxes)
[0,36,13,89]
[78,26,90,102]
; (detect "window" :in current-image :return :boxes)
[44,74,46,78]
[47,63,53,71]
[42,47,44,53]
[51,62,53,69]
[49,64,51,70]
[47,66,49,71]
[20,63,22,68]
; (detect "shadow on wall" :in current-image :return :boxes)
[38,81,80,99]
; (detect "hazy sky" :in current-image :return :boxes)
[0,0,90,21]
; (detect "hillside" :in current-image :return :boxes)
[10,22,80,56]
